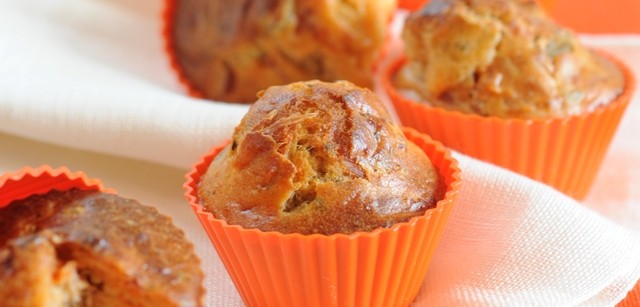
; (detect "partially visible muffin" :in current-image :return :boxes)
[396,0,624,119]
[171,0,396,103]
[0,189,203,307]
[198,80,443,235]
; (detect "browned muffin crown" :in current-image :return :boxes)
[0,189,203,307]
[396,0,624,119]
[199,80,443,235]
[171,0,396,103]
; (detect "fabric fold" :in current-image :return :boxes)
[417,154,640,306]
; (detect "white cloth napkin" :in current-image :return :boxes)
[1,0,640,306]
[0,0,248,169]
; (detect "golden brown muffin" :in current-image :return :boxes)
[199,80,443,235]
[171,0,396,103]
[396,0,624,119]
[0,189,203,307]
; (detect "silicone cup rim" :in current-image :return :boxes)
[0,165,113,208]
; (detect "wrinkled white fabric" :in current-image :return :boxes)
[1,1,639,306]
[0,0,248,169]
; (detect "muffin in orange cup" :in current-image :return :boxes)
[184,81,461,306]
[162,0,397,103]
[0,166,204,306]
[381,0,635,200]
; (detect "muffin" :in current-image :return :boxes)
[165,0,396,103]
[198,80,443,235]
[185,80,461,306]
[396,0,624,119]
[382,0,634,199]
[0,175,203,307]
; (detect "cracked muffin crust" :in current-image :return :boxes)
[0,189,203,307]
[396,0,624,119]
[198,80,444,235]
[170,0,396,103]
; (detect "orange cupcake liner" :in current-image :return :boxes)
[0,165,113,208]
[398,0,428,11]
[382,52,635,200]
[618,280,640,307]
[184,128,461,307]
[162,0,395,100]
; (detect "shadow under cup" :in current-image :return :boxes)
[382,52,635,200]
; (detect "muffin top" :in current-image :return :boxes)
[396,0,624,119]
[171,0,395,103]
[0,189,203,306]
[199,80,443,235]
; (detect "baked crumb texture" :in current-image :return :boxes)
[0,189,203,307]
[398,0,623,119]
[199,80,444,235]
[171,0,396,103]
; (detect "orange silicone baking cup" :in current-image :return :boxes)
[618,280,640,307]
[184,128,461,307]
[398,0,427,11]
[382,52,635,200]
[162,0,393,100]
[0,165,111,209]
